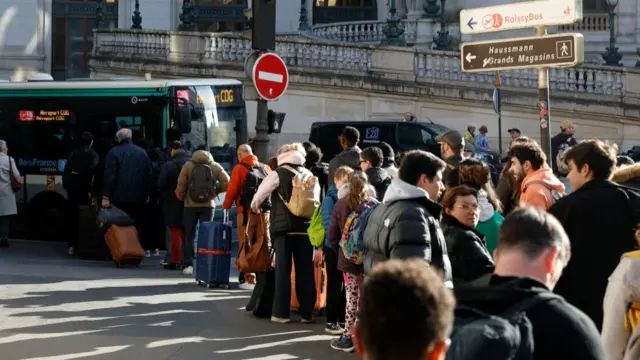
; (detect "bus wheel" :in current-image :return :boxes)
[26,192,68,242]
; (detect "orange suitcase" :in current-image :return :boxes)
[105,225,145,267]
[291,249,327,313]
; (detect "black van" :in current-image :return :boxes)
[309,120,502,184]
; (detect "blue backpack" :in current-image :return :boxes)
[339,204,376,264]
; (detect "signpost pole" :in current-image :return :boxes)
[536,26,552,166]
[494,71,503,155]
[254,97,270,162]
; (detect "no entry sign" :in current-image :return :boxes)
[252,53,289,101]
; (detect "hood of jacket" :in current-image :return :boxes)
[612,163,640,184]
[240,154,259,167]
[521,167,565,193]
[277,150,305,167]
[192,150,214,165]
[337,146,361,168]
[365,167,391,186]
[383,165,399,178]
[477,189,495,222]
[382,178,430,204]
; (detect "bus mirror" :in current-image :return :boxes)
[176,106,192,133]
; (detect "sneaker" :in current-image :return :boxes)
[245,273,256,285]
[152,249,160,256]
[238,283,255,291]
[330,335,355,353]
[325,323,344,335]
[145,250,151,258]
[160,258,169,266]
[68,247,76,256]
[270,316,291,324]
[301,316,314,324]
[182,266,193,275]
[0,238,8,248]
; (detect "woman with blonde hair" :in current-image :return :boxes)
[250,142,318,324]
[328,172,378,352]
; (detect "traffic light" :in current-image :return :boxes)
[267,109,285,134]
[244,0,276,51]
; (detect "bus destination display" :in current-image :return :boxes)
[19,109,71,122]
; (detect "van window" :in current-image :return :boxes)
[398,123,433,146]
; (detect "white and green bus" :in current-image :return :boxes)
[0,78,247,241]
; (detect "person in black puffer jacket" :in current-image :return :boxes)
[303,142,329,196]
[440,185,494,286]
[359,147,391,201]
[362,150,453,287]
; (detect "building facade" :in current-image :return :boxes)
[0,0,638,80]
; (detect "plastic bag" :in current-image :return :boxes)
[97,205,135,229]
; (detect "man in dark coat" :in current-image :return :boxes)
[158,141,191,268]
[550,140,640,330]
[359,146,391,201]
[435,130,465,189]
[327,126,361,187]
[363,150,453,287]
[63,131,99,256]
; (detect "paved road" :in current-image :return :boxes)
[0,241,355,360]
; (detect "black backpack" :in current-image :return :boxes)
[188,164,216,202]
[240,163,270,213]
[446,292,561,360]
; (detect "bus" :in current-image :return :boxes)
[0,78,247,241]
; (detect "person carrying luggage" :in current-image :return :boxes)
[176,149,230,275]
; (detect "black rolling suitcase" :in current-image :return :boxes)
[76,205,110,260]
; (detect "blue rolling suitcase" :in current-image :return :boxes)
[195,211,233,289]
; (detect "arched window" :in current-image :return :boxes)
[192,0,247,32]
[313,0,377,25]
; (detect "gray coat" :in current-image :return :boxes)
[0,154,19,216]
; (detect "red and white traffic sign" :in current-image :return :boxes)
[252,53,289,101]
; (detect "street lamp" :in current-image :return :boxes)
[381,0,406,46]
[95,0,104,28]
[178,0,198,32]
[299,0,309,31]
[601,0,622,66]
[131,0,142,29]
[433,0,452,50]
[424,0,440,19]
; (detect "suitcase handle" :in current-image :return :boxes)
[197,249,232,256]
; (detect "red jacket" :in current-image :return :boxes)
[222,155,270,213]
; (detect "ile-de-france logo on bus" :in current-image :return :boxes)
[365,127,379,140]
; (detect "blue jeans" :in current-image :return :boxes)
[0,216,10,239]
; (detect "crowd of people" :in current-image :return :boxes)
[2,119,640,359]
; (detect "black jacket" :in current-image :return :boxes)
[103,140,152,204]
[157,150,191,227]
[440,214,494,286]
[551,132,578,175]
[63,145,99,204]
[363,178,453,285]
[549,179,640,329]
[365,167,392,201]
[454,275,606,360]
[443,155,463,188]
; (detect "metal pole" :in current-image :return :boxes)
[536,26,552,166]
[253,99,270,162]
[495,71,503,155]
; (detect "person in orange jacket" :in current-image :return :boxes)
[507,140,565,210]
[222,144,271,290]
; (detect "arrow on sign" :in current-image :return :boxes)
[467,17,477,30]
[465,52,476,63]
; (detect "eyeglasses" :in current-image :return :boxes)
[453,204,479,211]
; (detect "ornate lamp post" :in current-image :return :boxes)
[601,0,622,66]
[433,0,452,50]
[95,0,104,28]
[299,0,310,31]
[381,0,405,46]
[131,0,142,29]
[178,0,198,32]
[423,0,440,19]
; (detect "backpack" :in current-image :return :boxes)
[307,206,325,247]
[523,180,564,206]
[556,142,573,175]
[623,250,640,334]
[446,292,561,360]
[188,164,216,202]
[277,165,320,218]
[240,163,269,213]
[339,205,376,264]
